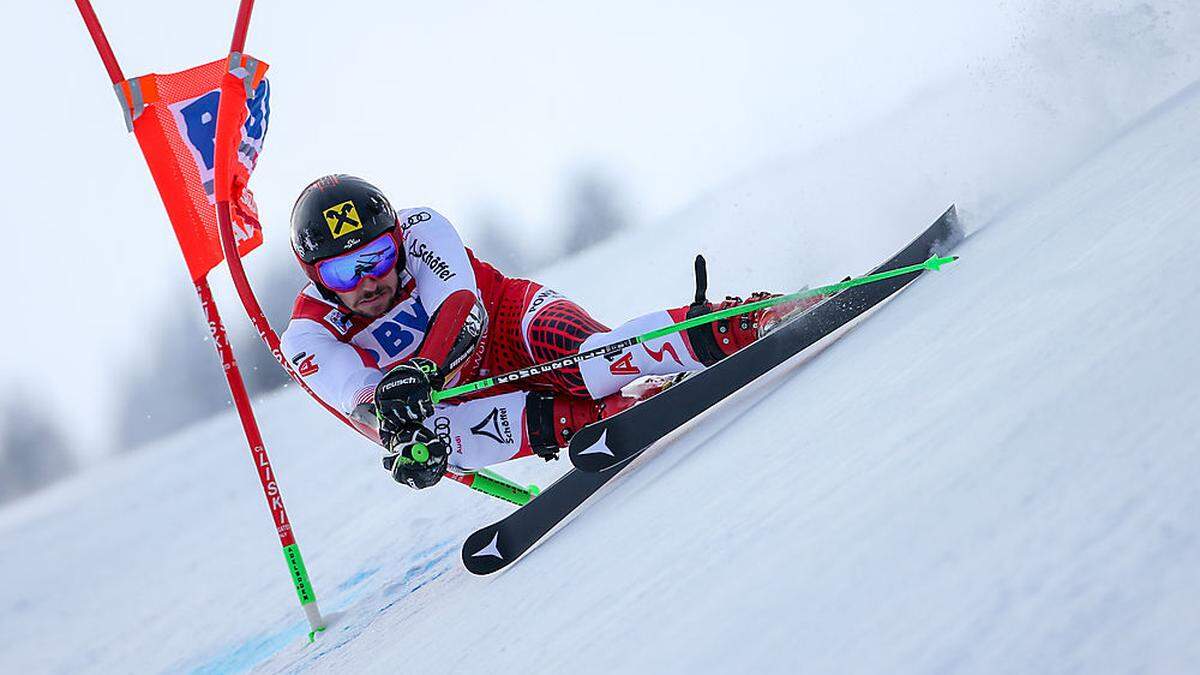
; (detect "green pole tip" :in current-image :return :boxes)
[924,254,959,271]
[307,625,327,644]
[528,484,541,497]
[411,442,429,463]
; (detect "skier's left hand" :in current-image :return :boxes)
[381,423,450,489]
[375,357,443,436]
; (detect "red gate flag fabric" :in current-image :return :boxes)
[116,55,270,281]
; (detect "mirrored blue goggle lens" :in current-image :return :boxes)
[316,235,399,292]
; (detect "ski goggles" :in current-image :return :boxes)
[315,232,400,293]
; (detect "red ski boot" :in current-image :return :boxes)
[680,256,827,366]
[523,375,683,460]
[525,391,635,460]
[682,292,775,366]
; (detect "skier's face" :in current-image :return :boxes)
[335,268,398,317]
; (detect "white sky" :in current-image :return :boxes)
[2,1,1044,453]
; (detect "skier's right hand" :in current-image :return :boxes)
[381,423,450,490]
[375,358,441,428]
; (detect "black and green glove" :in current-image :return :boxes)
[375,357,443,432]
[381,423,450,489]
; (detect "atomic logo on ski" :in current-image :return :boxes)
[576,430,614,457]
[643,341,683,365]
[608,353,641,376]
[471,532,504,559]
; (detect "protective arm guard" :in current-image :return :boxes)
[416,290,486,384]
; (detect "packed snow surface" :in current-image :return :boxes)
[4,5,1200,674]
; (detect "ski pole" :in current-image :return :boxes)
[433,254,957,403]
[466,468,541,505]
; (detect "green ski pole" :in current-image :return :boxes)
[468,468,541,505]
[432,254,957,403]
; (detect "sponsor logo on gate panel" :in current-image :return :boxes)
[169,79,270,203]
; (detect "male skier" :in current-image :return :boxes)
[281,175,805,489]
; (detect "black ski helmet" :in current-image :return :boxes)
[290,174,401,298]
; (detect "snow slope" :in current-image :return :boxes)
[5,14,1200,675]
[2,77,1198,673]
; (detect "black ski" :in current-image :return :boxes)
[460,206,962,574]
[461,463,627,575]
[568,205,963,472]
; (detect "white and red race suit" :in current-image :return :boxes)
[281,207,707,471]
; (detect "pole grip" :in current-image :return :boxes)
[693,255,708,306]
[469,469,540,506]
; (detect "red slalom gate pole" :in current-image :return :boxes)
[208,0,326,641]
[74,0,124,83]
[229,0,256,53]
[74,0,325,641]
[194,281,324,637]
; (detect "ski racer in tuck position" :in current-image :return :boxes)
[282,175,808,490]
